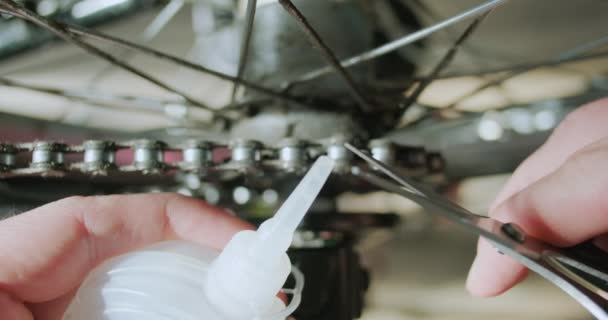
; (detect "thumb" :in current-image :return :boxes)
[468,138,608,296]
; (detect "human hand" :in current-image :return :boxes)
[0,193,252,320]
[466,97,608,297]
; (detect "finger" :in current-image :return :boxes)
[0,292,33,320]
[466,239,528,297]
[0,193,253,302]
[469,139,608,296]
[498,138,608,246]
[28,288,76,320]
[491,97,608,210]
[469,99,608,297]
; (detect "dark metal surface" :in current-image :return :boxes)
[250,213,400,233]
[277,0,373,113]
[289,243,368,320]
[289,0,506,85]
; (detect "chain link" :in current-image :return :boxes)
[0,138,444,179]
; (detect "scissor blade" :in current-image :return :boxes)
[345,143,426,197]
[345,143,484,218]
[351,166,494,233]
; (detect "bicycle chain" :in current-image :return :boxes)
[0,138,444,180]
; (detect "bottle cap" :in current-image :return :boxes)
[206,156,334,319]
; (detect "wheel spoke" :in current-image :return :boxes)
[286,0,507,86]
[143,0,186,40]
[444,34,608,109]
[277,0,373,113]
[400,10,493,112]
[66,24,308,107]
[231,0,258,103]
[410,0,482,64]
[409,0,520,68]
[0,1,312,111]
[87,0,185,87]
[557,35,608,61]
[0,0,220,114]
[0,76,194,115]
[365,49,608,89]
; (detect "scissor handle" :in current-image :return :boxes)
[556,241,608,285]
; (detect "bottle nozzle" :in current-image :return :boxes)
[206,156,334,319]
[254,156,334,258]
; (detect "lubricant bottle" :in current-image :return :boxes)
[62,156,335,320]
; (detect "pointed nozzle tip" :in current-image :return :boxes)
[255,155,335,251]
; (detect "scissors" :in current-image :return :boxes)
[344,143,608,319]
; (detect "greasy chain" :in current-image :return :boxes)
[0,138,443,179]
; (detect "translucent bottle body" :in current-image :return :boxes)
[63,156,332,320]
[62,241,293,320]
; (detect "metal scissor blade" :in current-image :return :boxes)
[346,144,608,319]
[345,143,484,219]
[345,143,426,197]
[350,166,519,250]
[347,145,543,257]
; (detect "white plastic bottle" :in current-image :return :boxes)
[63,156,335,320]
